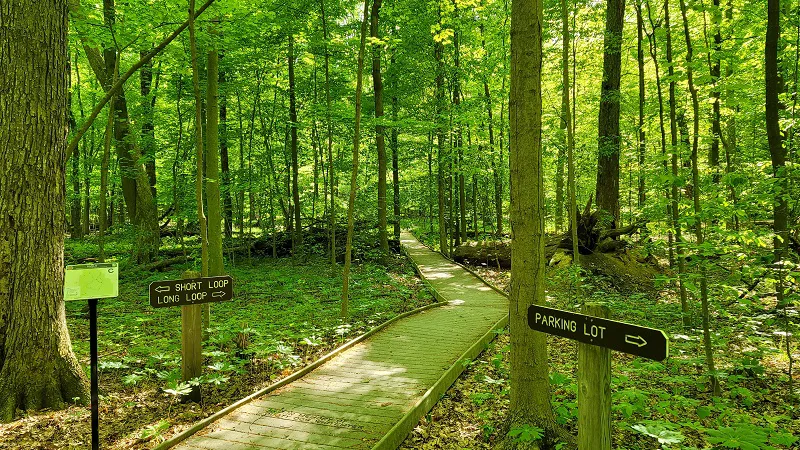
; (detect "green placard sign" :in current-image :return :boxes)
[64,263,119,301]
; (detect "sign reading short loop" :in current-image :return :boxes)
[149,275,234,308]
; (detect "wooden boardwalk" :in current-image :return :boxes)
[169,231,508,450]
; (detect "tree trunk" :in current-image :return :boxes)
[435,9,448,256]
[320,0,336,264]
[69,55,84,239]
[508,0,562,440]
[678,0,720,396]
[665,0,690,326]
[220,57,234,241]
[0,0,90,421]
[289,33,303,253]
[766,0,788,304]
[83,0,160,263]
[140,50,157,200]
[343,0,371,319]
[189,0,209,278]
[644,1,675,268]
[391,56,401,243]
[595,0,625,223]
[636,4,646,207]
[206,37,224,279]
[371,0,390,257]
[563,0,579,263]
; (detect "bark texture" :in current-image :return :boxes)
[0,0,90,422]
[508,0,561,440]
[595,0,625,223]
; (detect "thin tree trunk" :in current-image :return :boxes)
[69,55,83,239]
[220,56,233,241]
[679,0,720,395]
[636,3,646,207]
[390,54,401,242]
[665,0,689,326]
[371,0,390,256]
[563,0,579,264]
[140,50,157,200]
[435,8,448,256]
[320,0,336,264]
[342,0,371,319]
[289,33,302,253]
[99,64,118,263]
[189,0,209,278]
[206,32,224,278]
[645,0,675,268]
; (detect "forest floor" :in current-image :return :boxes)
[400,231,799,449]
[0,237,435,450]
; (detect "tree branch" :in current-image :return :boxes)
[67,0,217,155]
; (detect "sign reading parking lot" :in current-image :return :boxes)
[528,304,668,361]
[149,275,234,308]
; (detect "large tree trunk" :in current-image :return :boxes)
[508,0,561,441]
[595,0,625,223]
[0,0,90,421]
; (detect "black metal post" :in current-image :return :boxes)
[89,298,99,450]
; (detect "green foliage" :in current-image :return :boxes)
[507,424,544,444]
[631,421,685,447]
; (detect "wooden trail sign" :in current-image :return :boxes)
[149,275,233,308]
[527,304,669,361]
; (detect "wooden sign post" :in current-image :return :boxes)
[148,273,234,402]
[64,262,120,450]
[527,303,668,450]
[577,303,611,450]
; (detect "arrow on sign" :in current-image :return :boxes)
[212,291,225,298]
[625,335,647,347]
[155,286,170,293]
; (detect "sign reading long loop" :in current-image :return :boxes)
[149,275,234,308]
[528,304,669,361]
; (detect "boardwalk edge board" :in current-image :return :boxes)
[371,315,509,450]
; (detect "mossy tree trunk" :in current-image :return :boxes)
[0,0,90,422]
